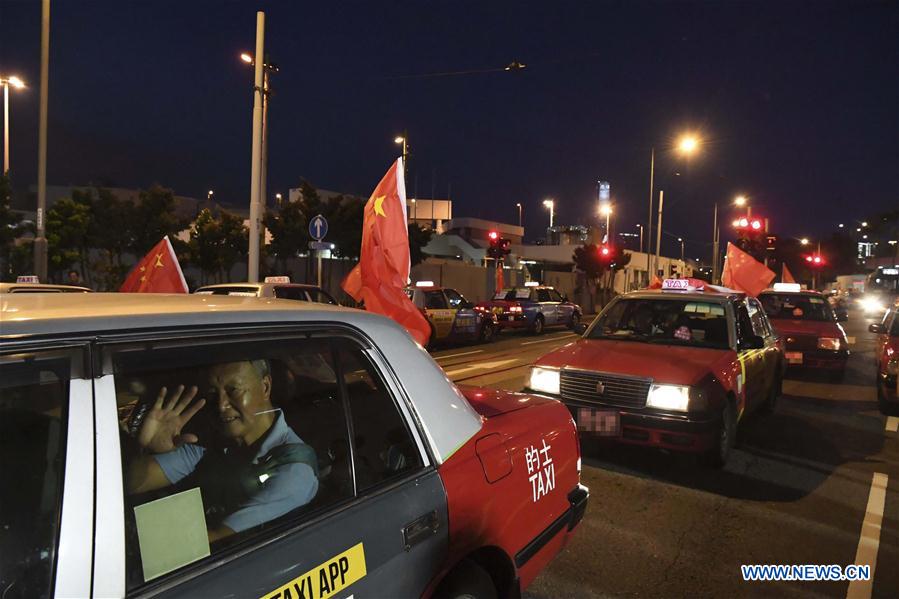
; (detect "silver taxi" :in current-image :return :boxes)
[0,294,585,598]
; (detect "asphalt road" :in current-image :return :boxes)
[430,310,897,598]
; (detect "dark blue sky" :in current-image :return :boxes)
[2,0,896,259]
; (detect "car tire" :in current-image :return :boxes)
[759,370,782,414]
[480,322,496,343]
[434,559,498,599]
[531,316,545,335]
[702,399,735,468]
[568,312,581,330]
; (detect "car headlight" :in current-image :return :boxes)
[817,337,842,351]
[646,384,691,412]
[861,297,885,313]
[887,359,899,376]
[529,366,560,395]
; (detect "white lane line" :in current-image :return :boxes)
[445,358,520,377]
[886,417,899,433]
[846,472,888,599]
[434,349,484,360]
[521,334,577,346]
[847,336,856,345]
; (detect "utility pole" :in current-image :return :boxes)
[655,190,664,278]
[34,0,51,280]
[712,203,720,283]
[647,148,655,283]
[247,11,265,283]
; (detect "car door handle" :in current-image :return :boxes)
[402,510,439,552]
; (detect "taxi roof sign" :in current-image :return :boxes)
[524,281,540,287]
[661,278,695,291]
[16,275,40,283]
[772,282,801,292]
[415,280,435,287]
[264,276,291,284]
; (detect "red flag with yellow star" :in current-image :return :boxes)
[342,158,431,345]
[721,242,775,297]
[120,236,189,293]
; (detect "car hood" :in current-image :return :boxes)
[770,318,844,339]
[459,386,557,417]
[535,338,733,386]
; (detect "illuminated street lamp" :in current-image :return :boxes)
[1,74,26,175]
[393,134,408,165]
[677,237,685,263]
[677,135,699,155]
[515,202,522,227]
[543,199,555,229]
[207,189,214,200]
[800,238,809,245]
[599,203,613,241]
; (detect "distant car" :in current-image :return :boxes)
[0,293,586,598]
[0,282,92,293]
[477,285,582,335]
[758,286,849,380]
[527,279,784,467]
[195,279,337,305]
[405,284,497,345]
[869,302,899,413]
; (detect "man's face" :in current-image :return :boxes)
[206,362,273,443]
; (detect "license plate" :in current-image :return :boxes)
[492,307,504,315]
[578,408,620,436]
[785,351,803,364]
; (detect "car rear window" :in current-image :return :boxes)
[759,293,834,322]
[195,286,259,297]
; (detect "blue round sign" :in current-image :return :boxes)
[309,214,328,241]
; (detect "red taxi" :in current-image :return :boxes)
[758,284,849,380]
[527,279,784,467]
[869,302,899,413]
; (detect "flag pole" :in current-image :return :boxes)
[247,11,265,282]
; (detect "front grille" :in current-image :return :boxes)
[560,369,651,408]
[784,334,818,351]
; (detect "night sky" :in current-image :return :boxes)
[2,0,897,259]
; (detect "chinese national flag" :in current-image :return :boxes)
[647,275,663,289]
[721,242,775,297]
[495,264,505,293]
[342,158,431,346]
[782,263,796,284]
[120,236,189,293]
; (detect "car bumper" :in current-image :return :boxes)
[494,315,529,329]
[786,349,849,371]
[566,404,719,453]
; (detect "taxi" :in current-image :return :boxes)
[0,293,585,598]
[405,282,498,345]
[527,278,784,467]
[195,276,337,304]
[476,284,582,335]
[757,284,849,380]
[869,302,899,413]
[0,282,92,293]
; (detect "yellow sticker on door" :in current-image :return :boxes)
[261,542,366,599]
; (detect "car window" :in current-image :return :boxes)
[307,289,338,305]
[1,350,73,599]
[887,309,899,336]
[548,289,564,303]
[735,302,756,344]
[195,286,259,297]
[759,293,834,322]
[588,298,730,349]
[746,298,769,338]
[334,341,424,492]
[424,291,448,310]
[274,286,308,301]
[536,289,553,303]
[112,337,358,590]
[443,289,465,308]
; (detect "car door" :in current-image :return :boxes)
[425,291,455,339]
[92,330,447,598]
[747,297,779,396]
[443,288,478,337]
[536,288,557,324]
[548,289,570,324]
[735,300,767,414]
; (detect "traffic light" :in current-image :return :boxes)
[599,245,612,260]
[487,231,512,259]
[805,254,825,266]
[732,216,764,232]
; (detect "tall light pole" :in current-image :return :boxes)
[34,0,51,281]
[241,49,278,246]
[516,202,522,227]
[543,198,554,229]
[734,195,750,217]
[247,12,265,283]
[636,224,644,254]
[599,204,613,243]
[1,75,25,175]
[678,237,685,263]
[647,147,655,280]
[394,133,408,164]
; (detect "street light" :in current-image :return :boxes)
[636,224,644,254]
[599,203,612,241]
[543,199,554,229]
[516,202,522,227]
[394,134,408,164]
[275,192,282,205]
[800,238,809,245]
[1,75,26,175]
[678,237,685,263]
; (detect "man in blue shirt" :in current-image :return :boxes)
[126,360,318,542]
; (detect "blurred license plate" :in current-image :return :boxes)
[785,351,803,364]
[578,408,620,436]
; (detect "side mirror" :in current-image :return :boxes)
[869,323,884,334]
[740,335,765,350]
[574,322,588,335]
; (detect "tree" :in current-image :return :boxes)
[46,197,92,281]
[409,223,433,267]
[189,208,248,284]
[131,185,188,256]
[573,244,631,307]
[265,197,307,274]
[87,187,138,290]
[0,174,25,281]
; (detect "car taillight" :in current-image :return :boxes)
[510,305,523,313]
[817,337,841,351]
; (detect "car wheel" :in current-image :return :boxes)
[434,559,497,599]
[759,370,782,414]
[480,322,496,343]
[531,316,545,335]
[568,312,581,330]
[703,399,735,468]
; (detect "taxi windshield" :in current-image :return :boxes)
[759,293,834,322]
[587,298,730,349]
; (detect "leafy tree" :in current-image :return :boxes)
[46,197,91,281]
[131,185,188,256]
[573,244,630,306]
[189,208,248,284]
[408,223,433,267]
[0,174,25,281]
[86,187,138,290]
[265,197,307,274]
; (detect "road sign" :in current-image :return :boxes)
[309,214,328,241]
[308,241,334,251]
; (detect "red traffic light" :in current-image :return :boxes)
[750,219,762,230]
[600,246,611,256]
[805,254,825,266]
[488,231,499,240]
[738,218,749,228]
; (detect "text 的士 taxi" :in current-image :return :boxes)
[406,283,497,345]
[0,293,585,598]
[758,284,849,379]
[527,279,784,467]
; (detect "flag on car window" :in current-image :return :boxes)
[342,158,430,345]
[721,242,775,297]
[120,236,189,293]
[782,263,796,284]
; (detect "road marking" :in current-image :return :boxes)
[434,349,484,360]
[846,336,856,345]
[886,416,899,433]
[846,472,888,599]
[521,334,577,346]
[445,358,520,377]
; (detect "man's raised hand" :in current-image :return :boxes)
[137,385,206,454]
